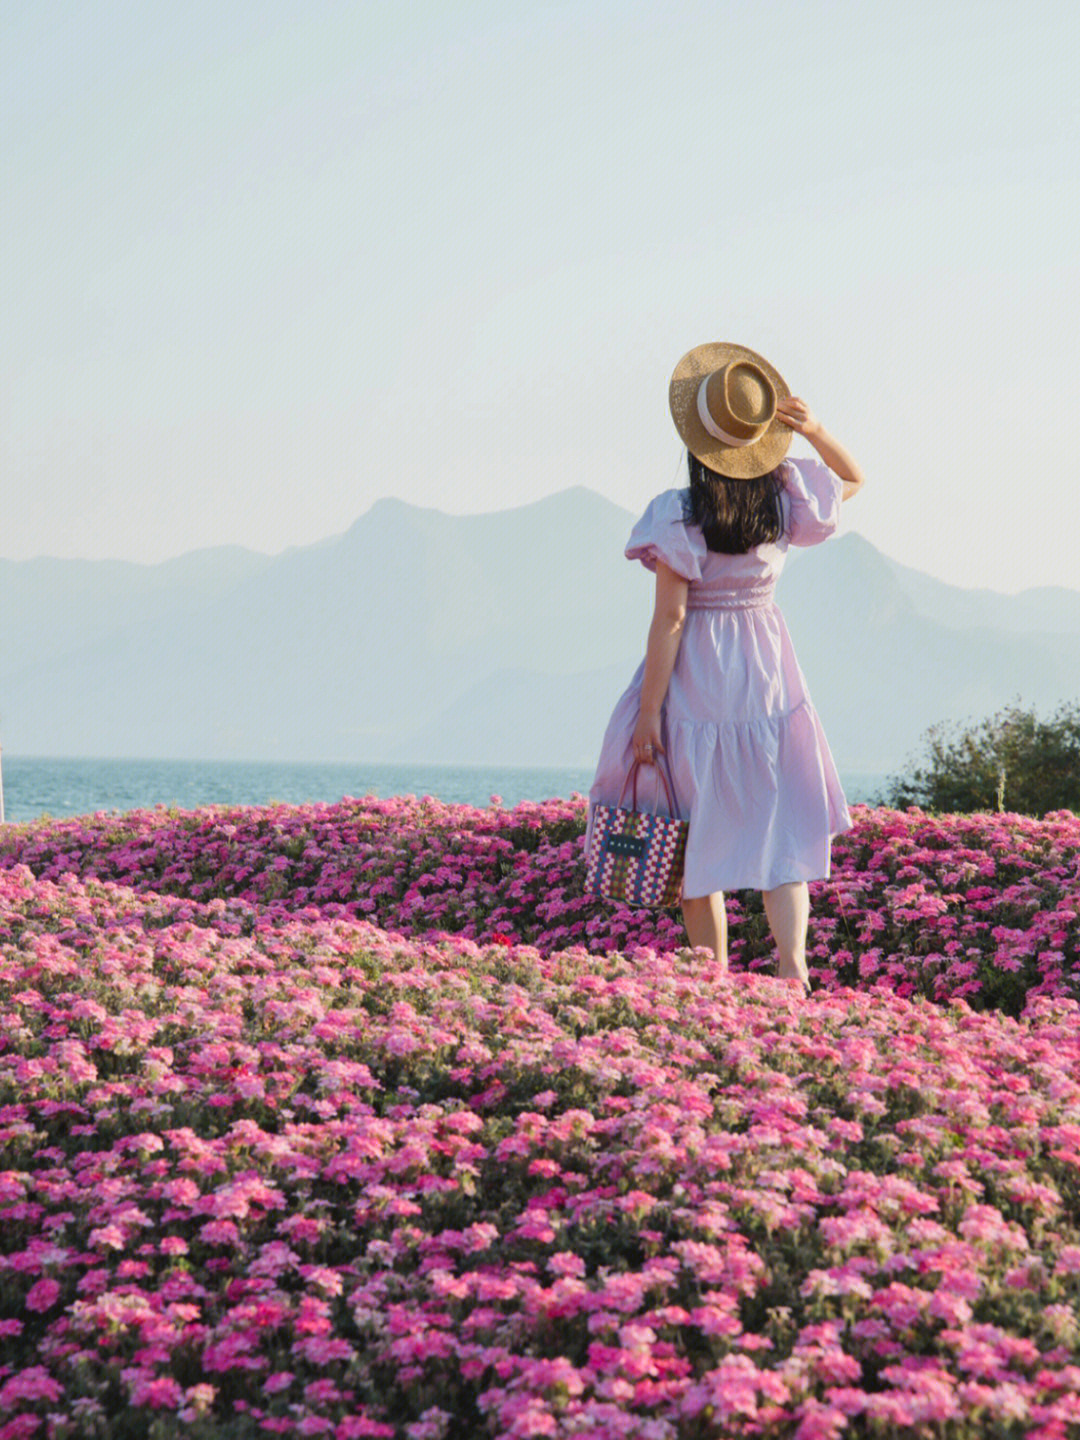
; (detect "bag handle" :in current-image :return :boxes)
[616,752,682,820]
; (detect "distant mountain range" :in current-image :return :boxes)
[3,486,1079,778]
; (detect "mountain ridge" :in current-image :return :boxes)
[3,486,1078,773]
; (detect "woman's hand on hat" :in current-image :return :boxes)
[776,395,820,438]
[632,711,664,766]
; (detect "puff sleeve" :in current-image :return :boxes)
[624,488,705,581]
[781,457,843,547]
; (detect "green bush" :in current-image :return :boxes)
[881,699,1080,815]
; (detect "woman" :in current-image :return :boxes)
[584,341,865,996]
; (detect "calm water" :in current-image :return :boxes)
[0,754,889,825]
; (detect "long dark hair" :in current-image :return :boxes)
[685,451,785,554]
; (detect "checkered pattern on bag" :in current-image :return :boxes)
[584,803,688,910]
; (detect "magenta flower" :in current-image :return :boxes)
[24,1278,61,1313]
[0,796,1078,1435]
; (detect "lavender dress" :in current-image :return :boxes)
[585,457,852,897]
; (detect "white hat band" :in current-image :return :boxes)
[696,376,757,447]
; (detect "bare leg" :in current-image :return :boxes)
[762,881,810,993]
[680,891,728,972]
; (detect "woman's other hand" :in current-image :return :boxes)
[632,710,664,765]
[776,395,820,438]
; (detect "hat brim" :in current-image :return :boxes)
[669,341,792,478]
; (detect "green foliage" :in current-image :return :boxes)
[882,699,1080,816]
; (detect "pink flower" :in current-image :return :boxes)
[927,1289,973,1326]
[463,1221,501,1255]
[334,1419,397,1438]
[3,795,1080,1440]
[180,1383,216,1418]
[88,1224,126,1250]
[793,1399,852,1440]
[547,1252,585,1278]
[502,1403,555,1436]
[0,1367,63,1406]
[129,1375,184,1409]
[199,1219,241,1245]
[25,1278,61,1312]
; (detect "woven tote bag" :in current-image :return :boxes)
[585,755,688,909]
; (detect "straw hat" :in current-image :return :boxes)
[669,340,792,478]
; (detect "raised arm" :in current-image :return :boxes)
[776,396,865,500]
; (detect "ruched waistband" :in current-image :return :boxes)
[685,586,776,611]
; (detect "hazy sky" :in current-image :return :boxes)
[5,0,1079,592]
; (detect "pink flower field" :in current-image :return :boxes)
[0,796,1079,1439]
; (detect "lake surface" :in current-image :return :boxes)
[0,754,890,824]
